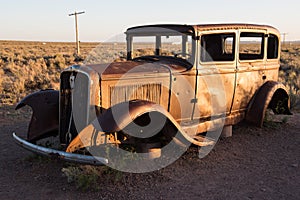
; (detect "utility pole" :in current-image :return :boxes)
[281,33,288,48]
[69,11,85,55]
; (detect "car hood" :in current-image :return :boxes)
[86,57,191,80]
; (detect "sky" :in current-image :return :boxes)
[1,0,300,42]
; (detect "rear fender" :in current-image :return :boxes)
[245,81,292,127]
[16,89,59,141]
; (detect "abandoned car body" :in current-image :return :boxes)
[14,24,291,165]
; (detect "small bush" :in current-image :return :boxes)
[62,165,100,191]
[289,93,300,111]
[61,164,125,191]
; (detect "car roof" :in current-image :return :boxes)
[126,24,195,35]
[126,23,280,36]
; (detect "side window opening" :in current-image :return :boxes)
[239,32,264,60]
[267,34,279,59]
[201,33,235,62]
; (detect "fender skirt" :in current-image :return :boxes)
[15,90,59,142]
[245,81,292,127]
[67,100,214,153]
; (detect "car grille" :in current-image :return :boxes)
[60,71,90,145]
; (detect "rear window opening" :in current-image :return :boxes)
[267,34,279,59]
[239,32,264,60]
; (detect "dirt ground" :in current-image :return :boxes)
[0,106,299,200]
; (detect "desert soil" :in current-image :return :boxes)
[0,106,299,200]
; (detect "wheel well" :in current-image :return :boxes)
[118,111,186,148]
[246,81,292,127]
[124,111,175,141]
[268,89,291,114]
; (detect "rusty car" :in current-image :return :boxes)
[13,24,291,166]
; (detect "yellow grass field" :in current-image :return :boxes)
[0,40,299,110]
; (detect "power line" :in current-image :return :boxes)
[69,11,85,55]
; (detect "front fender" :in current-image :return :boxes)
[16,89,59,141]
[67,100,213,152]
[245,81,292,127]
[96,100,174,133]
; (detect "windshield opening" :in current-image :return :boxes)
[126,28,195,65]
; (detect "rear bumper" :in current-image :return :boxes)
[12,132,108,166]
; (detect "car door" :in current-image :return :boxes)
[232,30,267,112]
[194,30,238,120]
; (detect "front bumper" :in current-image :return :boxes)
[12,133,108,166]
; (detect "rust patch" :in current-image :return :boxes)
[245,81,291,127]
[110,83,162,106]
[16,90,59,141]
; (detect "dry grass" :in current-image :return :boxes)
[0,40,299,111]
[0,41,97,104]
[280,43,300,110]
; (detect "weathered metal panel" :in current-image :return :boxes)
[169,71,197,121]
[59,71,90,144]
[245,81,291,127]
[15,90,59,141]
[196,65,235,119]
[66,100,216,153]
[126,24,280,38]
[110,83,162,106]
[194,24,280,34]
[59,67,100,145]
[101,76,170,111]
